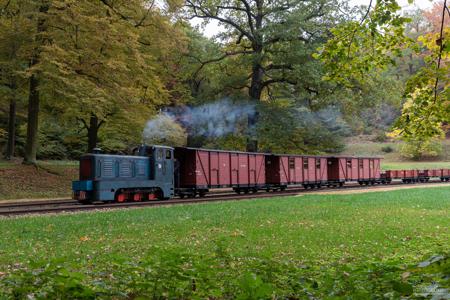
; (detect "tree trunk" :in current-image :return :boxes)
[6,85,17,160]
[24,74,40,164]
[24,2,50,164]
[87,114,99,153]
[246,60,264,152]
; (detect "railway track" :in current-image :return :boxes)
[1,180,448,216]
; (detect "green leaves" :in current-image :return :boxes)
[316,8,412,88]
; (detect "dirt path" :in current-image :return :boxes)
[299,182,450,196]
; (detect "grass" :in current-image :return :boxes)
[383,161,450,170]
[0,187,449,298]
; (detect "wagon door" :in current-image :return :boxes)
[288,157,296,184]
[238,154,249,186]
[209,152,219,186]
[294,157,303,184]
[373,159,381,179]
[196,150,210,187]
[249,154,257,185]
[351,158,358,180]
[218,152,231,186]
[319,158,327,183]
[303,158,311,183]
[279,157,289,184]
[255,154,266,186]
[369,159,375,179]
[230,153,239,185]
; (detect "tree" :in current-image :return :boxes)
[23,0,50,164]
[0,3,32,159]
[184,0,339,151]
[316,0,449,148]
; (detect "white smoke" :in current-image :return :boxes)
[143,99,256,143]
[143,114,187,146]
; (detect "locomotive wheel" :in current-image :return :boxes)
[179,194,185,199]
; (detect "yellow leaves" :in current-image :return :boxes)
[79,236,90,242]
[386,129,401,139]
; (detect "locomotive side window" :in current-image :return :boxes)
[289,157,295,169]
[157,149,163,160]
[303,160,309,169]
[165,150,172,159]
[315,159,321,169]
[346,159,352,168]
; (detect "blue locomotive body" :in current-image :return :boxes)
[72,145,174,202]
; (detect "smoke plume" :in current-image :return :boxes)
[143,99,255,145]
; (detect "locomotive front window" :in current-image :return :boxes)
[303,160,309,169]
[165,150,172,159]
[315,159,321,169]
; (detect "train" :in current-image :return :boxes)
[72,145,450,203]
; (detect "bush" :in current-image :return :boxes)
[381,145,394,153]
[399,138,443,160]
[372,132,387,142]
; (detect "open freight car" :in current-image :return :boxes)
[265,155,328,189]
[174,147,267,197]
[327,157,383,185]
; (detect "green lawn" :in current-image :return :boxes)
[382,161,450,170]
[0,187,449,298]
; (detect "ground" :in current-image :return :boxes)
[0,187,448,298]
[0,161,77,200]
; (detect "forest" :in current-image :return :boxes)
[0,0,448,163]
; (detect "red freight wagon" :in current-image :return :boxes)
[265,155,304,188]
[428,169,440,177]
[441,169,450,181]
[401,169,419,183]
[174,147,266,196]
[302,156,328,188]
[357,158,381,184]
[327,157,359,185]
[265,155,327,189]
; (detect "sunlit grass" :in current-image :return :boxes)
[0,187,448,297]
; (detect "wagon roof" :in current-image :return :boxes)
[175,146,269,155]
[269,154,383,159]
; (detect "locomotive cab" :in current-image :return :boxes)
[72,145,174,203]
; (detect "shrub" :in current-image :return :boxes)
[372,132,387,142]
[381,145,394,153]
[399,138,443,160]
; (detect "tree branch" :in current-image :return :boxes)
[186,0,254,41]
